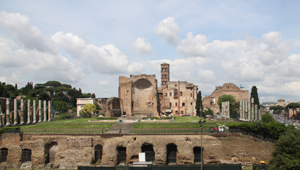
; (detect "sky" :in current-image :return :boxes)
[1,0,300,103]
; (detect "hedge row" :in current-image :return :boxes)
[228,121,294,140]
[96,117,119,120]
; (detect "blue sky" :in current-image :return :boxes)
[1,0,300,103]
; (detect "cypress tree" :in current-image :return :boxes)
[250,86,260,109]
[196,91,203,117]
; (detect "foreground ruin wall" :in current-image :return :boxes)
[0,133,274,169]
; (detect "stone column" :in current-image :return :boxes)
[5,98,11,126]
[27,99,31,124]
[0,106,3,127]
[248,100,251,121]
[239,100,243,120]
[44,100,47,122]
[20,99,25,125]
[251,98,254,121]
[33,100,37,123]
[48,100,51,121]
[38,100,42,123]
[254,104,258,121]
[13,99,18,125]
[259,109,261,121]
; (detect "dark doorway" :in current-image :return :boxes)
[167,144,177,164]
[141,144,155,162]
[193,147,202,163]
[95,145,102,163]
[117,147,126,164]
[112,99,121,117]
[45,142,58,164]
[22,149,31,162]
[0,148,8,163]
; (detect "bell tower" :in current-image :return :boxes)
[161,63,170,88]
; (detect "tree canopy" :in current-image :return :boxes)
[261,112,275,123]
[80,104,97,118]
[270,105,285,115]
[269,128,300,169]
[217,95,237,117]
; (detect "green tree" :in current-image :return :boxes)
[250,86,260,109]
[53,101,68,112]
[270,105,285,114]
[196,91,203,117]
[203,108,213,118]
[261,112,275,123]
[285,103,300,116]
[269,129,300,169]
[81,104,97,118]
[217,95,237,117]
[44,81,61,87]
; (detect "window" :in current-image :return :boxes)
[191,102,193,105]
[165,68,168,71]
[191,93,192,97]
[1,148,8,163]
[162,68,165,72]
[170,103,172,107]
[181,111,184,114]
[165,93,167,97]
[22,149,31,162]
[169,92,172,96]
[174,89,178,99]
[182,103,185,106]
[175,103,177,106]
[165,75,167,78]
[95,145,103,163]
[180,92,183,96]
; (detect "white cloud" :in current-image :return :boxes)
[0,11,59,54]
[198,69,216,83]
[97,80,110,86]
[52,32,143,74]
[154,17,180,46]
[131,38,153,55]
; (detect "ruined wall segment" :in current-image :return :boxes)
[203,83,249,115]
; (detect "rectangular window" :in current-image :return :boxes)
[180,92,183,96]
[182,103,185,106]
[165,93,167,97]
[191,102,192,105]
[165,68,168,71]
[175,103,177,106]
[191,93,192,97]
[169,92,172,96]
[170,103,172,107]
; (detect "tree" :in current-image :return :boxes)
[250,86,260,109]
[261,112,275,123]
[269,129,300,169]
[203,108,213,118]
[270,105,285,114]
[80,104,97,118]
[285,103,300,117]
[217,95,237,116]
[53,101,68,113]
[196,91,203,117]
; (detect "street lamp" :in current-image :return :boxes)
[198,119,206,170]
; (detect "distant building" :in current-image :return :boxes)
[202,83,249,115]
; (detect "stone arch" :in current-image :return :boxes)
[0,148,8,163]
[141,143,155,162]
[45,142,58,164]
[166,143,177,164]
[116,146,126,164]
[22,149,31,163]
[95,145,102,163]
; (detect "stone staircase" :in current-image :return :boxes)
[107,122,134,133]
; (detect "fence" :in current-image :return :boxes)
[78,164,242,170]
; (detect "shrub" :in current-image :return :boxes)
[96,117,118,120]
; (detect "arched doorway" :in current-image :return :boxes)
[167,144,177,164]
[141,144,155,162]
[45,142,58,164]
[95,145,102,163]
[117,147,126,164]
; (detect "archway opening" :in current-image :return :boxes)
[0,148,8,163]
[167,144,177,164]
[117,147,126,164]
[45,142,58,164]
[141,144,155,162]
[22,149,31,163]
[95,145,102,163]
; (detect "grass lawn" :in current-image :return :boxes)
[19,117,115,133]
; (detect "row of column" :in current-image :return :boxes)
[239,98,261,121]
[0,98,51,127]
